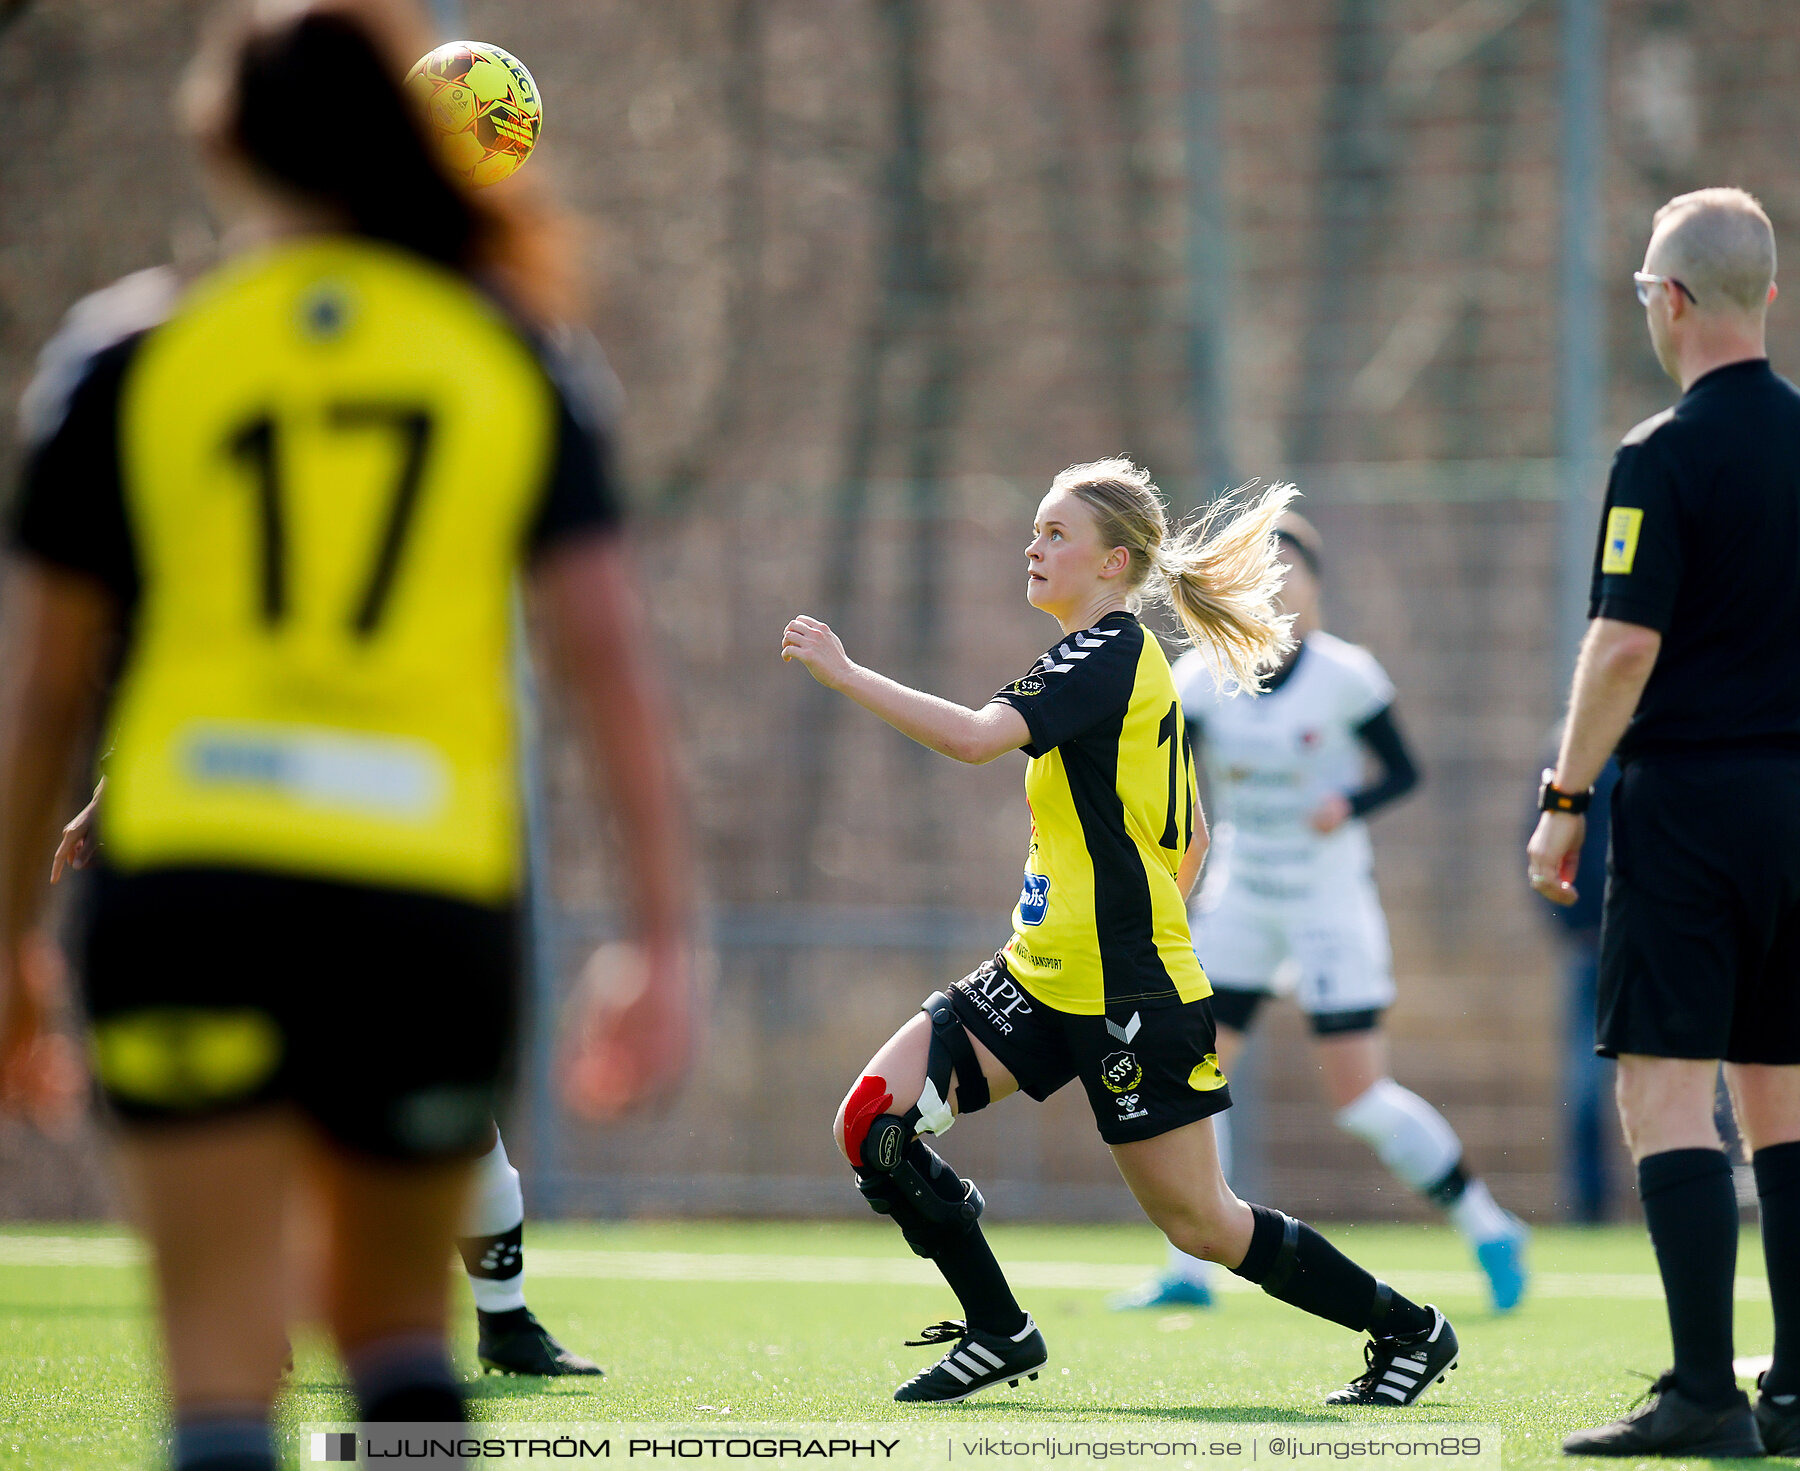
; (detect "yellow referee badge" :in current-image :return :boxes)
[1602,506,1644,575]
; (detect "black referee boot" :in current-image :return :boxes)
[1756,1373,1800,1457]
[1561,1373,1763,1458]
[893,1315,1047,1403]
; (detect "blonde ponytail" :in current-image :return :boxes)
[1053,458,1297,694]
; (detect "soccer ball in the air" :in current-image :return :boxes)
[406,41,542,189]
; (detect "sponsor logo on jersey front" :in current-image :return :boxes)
[1018,872,1050,925]
[1101,1050,1143,1094]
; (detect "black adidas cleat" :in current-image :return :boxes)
[1754,1373,1800,1458]
[1562,1372,1762,1457]
[1325,1305,1458,1407]
[893,1316,1048,1404]
[476,1308,604,1377]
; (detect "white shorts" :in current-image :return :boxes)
[1192,880,1396,1017]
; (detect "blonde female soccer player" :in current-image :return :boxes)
[782,459,1459,1407]
[1118,513,1528,1315]
[0,5,690,1469]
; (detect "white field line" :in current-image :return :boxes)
[0,1236,1771,1302]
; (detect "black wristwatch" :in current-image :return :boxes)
[1538,768,1593,815]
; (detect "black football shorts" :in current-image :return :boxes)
[79,865,519,1159]
[947,955,1232,1145]
[1598,754,1800,1065]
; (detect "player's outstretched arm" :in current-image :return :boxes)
[0,560,113,1119]
[781,614,1029,764]
[534,534,696,1120]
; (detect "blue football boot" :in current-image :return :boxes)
[1474,1213,1529,1313]
[1108,1271,1214,1311]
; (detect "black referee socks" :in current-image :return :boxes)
[1639,1148,1740,1410]
[1754,1140,1800,1400]
[1230,1203,1430,1337]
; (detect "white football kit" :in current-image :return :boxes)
[1172,631,1397,1016]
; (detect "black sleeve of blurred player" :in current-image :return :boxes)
[7,334,141,605]
[524,385,624,557]
[524,328,627,558]
[1347,703,1420,820]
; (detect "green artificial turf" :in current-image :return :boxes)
[0,1219,1783,1468]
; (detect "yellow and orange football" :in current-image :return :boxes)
[406,40,541,189]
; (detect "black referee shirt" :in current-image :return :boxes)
[1589,358,1800,761]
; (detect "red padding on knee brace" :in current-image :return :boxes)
[843,1073,894,1164]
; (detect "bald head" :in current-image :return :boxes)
[1647,188,1777,315]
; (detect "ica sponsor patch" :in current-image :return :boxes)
[1018,872,1050,925]
[1602,506,1644,575]
[92,1007,282,1108]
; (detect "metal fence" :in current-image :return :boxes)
[5,0,1799,1221]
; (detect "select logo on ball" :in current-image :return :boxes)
[406,41,543,189]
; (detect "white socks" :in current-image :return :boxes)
[1336,1077,1514,1245]
[460,1133,527,1313]
[1165,1081,1510,1284]
[1335,1077,1462,1193]
[1448,1177,1516,1243]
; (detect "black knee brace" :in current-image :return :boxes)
[921,989,990,1118]
[860,991,993,1174]
[855,1137,985,1258]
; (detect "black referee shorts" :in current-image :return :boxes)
[1598,755,1800,1064]
[80,865,519,1159]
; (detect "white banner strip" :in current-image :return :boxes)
[0,1234,1772,1302]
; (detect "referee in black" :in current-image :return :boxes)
[1528,187,1800,1457]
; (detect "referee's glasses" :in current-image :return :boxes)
[1634,271,1698,306]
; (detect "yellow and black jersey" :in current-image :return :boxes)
[991,610,1208,1015]
[9,237,619,906]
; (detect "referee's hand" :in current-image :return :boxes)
[1526,810,1584,906]
[561,939,697,1120]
